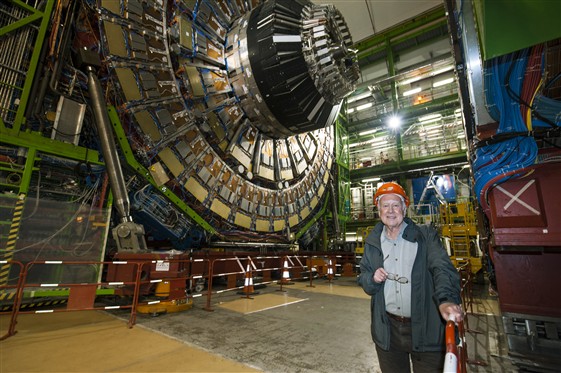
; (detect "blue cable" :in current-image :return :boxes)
[474,49,539,205]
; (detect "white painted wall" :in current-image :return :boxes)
[314,0,442,43]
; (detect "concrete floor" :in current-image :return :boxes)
[1,276,517,372]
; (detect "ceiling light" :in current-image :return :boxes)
[362,177,381,183]
[346,107,355,114]
[402,87,421,97]
[349,137,384,148]
[418,114,442,123]
[356,102,373,111]
[431,66,454,76]
[399,76,423,86]
[433,77,455,87]
[387,115,401,128]
[418,114,442,122]
[347,91,372,103]
[359,129,377,136]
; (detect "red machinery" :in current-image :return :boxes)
[483,161,561,369]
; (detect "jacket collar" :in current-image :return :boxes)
[401,217,420,243]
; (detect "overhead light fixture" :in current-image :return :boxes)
[346,107,355,114]
[388,115,401,128]
[359,129,377,136]
[349,136,387,148]
[431,66,454,76]
[433,77,455,88]
[419,113,441,121]
[403,87,421,97]
[356,102,373,111]
[347,91,372,103]
[399,76,423,86]
[362,177,381,183]
[419,113,442,123]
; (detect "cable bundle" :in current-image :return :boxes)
[474,49,539,207]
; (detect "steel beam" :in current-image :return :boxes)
[106,106,218,236]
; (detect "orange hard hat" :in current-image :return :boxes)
[374,182,409,207]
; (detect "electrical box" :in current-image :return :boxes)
[51,96,86,145]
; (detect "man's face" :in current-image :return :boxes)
[378,194,405,230]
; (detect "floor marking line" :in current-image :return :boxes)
[244,298,309,315]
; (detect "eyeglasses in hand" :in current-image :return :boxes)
[386,272,409,284]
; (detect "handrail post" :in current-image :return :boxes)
[204,259,215,312]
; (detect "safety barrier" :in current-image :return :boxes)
[457,262,475,330]
[4,260,145,337]
[204,255,289,310]
[2,252,352,339]
[454,262,487,370]
[443,318,460,372]
[0,260,24,340]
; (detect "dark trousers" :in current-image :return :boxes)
[375,317,445,373]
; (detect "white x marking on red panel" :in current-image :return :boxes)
[495,180,540,215]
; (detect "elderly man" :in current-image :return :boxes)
[358,181,463,373]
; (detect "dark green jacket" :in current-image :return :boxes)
[357,217,461,351]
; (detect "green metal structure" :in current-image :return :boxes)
[474,0,561,60]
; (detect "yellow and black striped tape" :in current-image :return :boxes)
[1,194,26,286]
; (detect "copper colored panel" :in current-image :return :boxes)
[491,249,561,318]
[67,285,97,310]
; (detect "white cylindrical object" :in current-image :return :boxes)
[442,352,457,373]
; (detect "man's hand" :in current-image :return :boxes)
[373,267,388,283]
[439,302,463,322]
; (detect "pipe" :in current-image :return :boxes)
[286,139,299,177]
[252,133,263,174]
[48,0,78,95]
[86,65,131,223]
[273,140,281,182]
[0,5,29,116]
[329,181,341,238]
[209,241,293,249]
